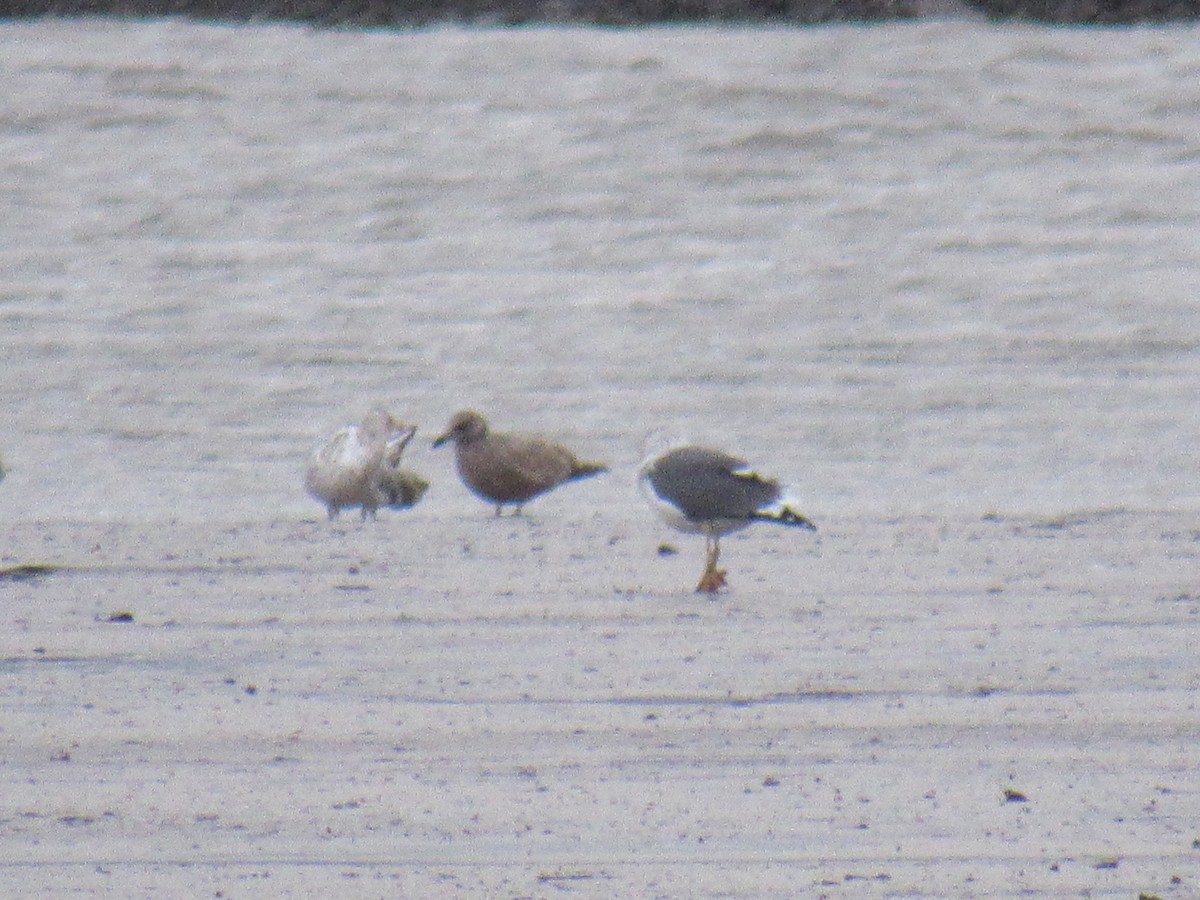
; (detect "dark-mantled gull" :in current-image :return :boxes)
[432,409,607,516]
[640,444,816,593]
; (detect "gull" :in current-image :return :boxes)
[305,407,428,521]
[432,409,607,516]
[640,443,816,593]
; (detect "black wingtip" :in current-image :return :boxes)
[752,508,817,530]
[781,508,818,530]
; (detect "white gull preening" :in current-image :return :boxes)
[639,442,816,593]
[305,407,429,521]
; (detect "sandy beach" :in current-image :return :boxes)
[4,511,1198,897]
[1,18,1199,898]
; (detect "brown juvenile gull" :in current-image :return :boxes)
[432,409,607,515]
[305,407,429,521]
[639,444,816,593]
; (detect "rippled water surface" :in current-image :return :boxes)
[2,20,1199,521]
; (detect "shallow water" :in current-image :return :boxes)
[2,20,1199,522]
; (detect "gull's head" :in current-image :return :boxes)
[433,409,489,448]
[638,427,691,474]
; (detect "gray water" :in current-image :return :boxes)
[3,20,1199,523]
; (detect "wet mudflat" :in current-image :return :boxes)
[3,511,1198,897]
